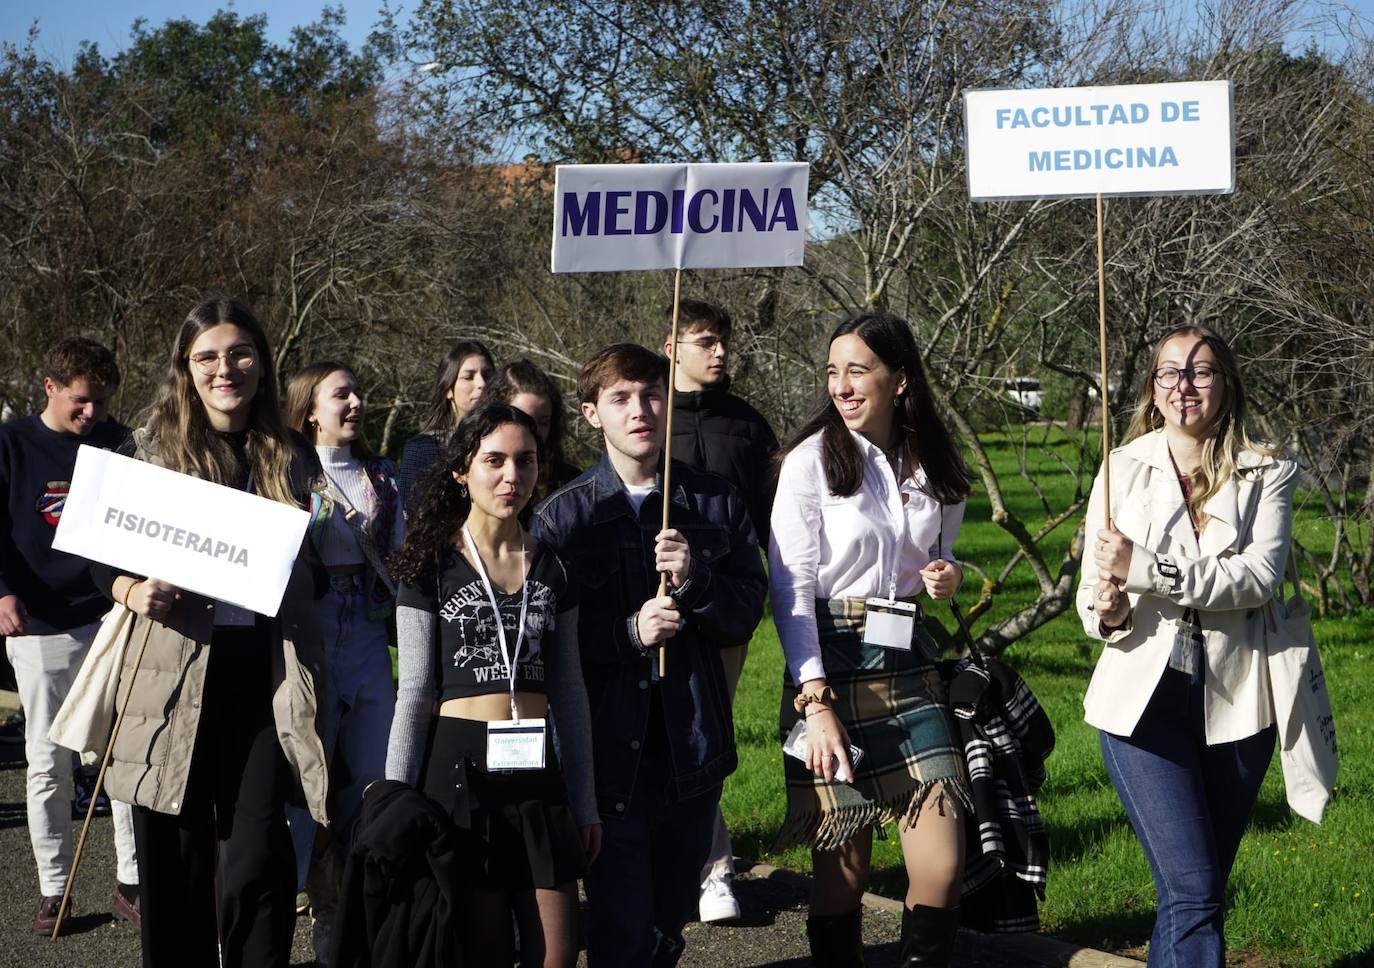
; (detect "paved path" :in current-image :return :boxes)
[0,693,1136,967]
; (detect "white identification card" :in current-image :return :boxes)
[862,598,918,651]
[213,601,256,627]
[486,719,547,771]
[1169,621,1200,676]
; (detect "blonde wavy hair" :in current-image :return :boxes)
[143,295,301,507]
[1123,324,1277,529]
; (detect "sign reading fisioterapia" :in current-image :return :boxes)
[53,446,310,617]
[964,80,1234,201]
[551,162,809,273]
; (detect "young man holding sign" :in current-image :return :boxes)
[532,344,766,968]
[0,336,141,932]
[661,299,777,923]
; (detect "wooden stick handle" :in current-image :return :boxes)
[659,268,683,678]
[52,613,154,940]
[1096,192,1112,529]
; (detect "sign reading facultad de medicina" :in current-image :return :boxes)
[52,445,310,617]
[551,162,809,273]
[964,80,1234,201]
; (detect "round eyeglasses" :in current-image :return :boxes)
[189,345,257,375]
[1153,365,1218,389]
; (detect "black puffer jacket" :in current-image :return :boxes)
[670,380,778,545]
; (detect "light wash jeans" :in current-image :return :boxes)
[287,576,395,893]
[7,621,138,895]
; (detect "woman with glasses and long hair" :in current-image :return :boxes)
[1079,325,1296,968]
[283,361,404,956]
[770,313,972,967]
[399,340,495,514]
[382,402,599,968]
[91,295,328,968]
[480,360,581,513]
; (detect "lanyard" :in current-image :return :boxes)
[880,442,907,603]
[462,526,529,722]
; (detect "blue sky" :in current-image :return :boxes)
[2,1,1370,66]
[0,1,393,62]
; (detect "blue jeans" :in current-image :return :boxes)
[287,577,396,891]
[584,749,720,968]
[1099,668,1275,968]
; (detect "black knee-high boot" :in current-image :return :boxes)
[806,907,865,967]
[899,904,959,967]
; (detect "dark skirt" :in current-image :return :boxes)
[422,716,587,891]
[773,598,971,852]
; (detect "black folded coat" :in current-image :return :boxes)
[333,780,470,968]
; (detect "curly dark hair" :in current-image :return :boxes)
[389,402,541,585]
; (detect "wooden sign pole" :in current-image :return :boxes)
[1096,192,1112,527]
[657,268,684,676]
[52,618,154,939]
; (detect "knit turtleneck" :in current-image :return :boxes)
[315,443,372,566]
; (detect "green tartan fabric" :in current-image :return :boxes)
[773,598,972,852]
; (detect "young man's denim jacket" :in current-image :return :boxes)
[531,453,766,819]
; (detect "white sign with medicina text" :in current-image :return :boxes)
[551,162,808,273]
[964,80,1234,201]
[52,445,310,617]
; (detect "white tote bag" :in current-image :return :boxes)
[1265,553,1339,824]
[48,603,136,765]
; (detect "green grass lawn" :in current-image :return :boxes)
[723,429,1374,966]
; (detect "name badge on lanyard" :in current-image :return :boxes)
[863,598,918,650]
[863,498,916,651]
[463,526,544,770]
[486,718,547,770]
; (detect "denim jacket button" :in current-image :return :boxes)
[614,802,626,812]
[638,680,648,690]
[630,739,641,750]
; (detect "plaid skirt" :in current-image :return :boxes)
[773,599,972,852]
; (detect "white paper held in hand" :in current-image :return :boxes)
[783,718,864,783]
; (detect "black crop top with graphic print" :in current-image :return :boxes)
[396,539,577,702]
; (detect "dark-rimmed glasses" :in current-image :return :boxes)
[1153,365,1218,389]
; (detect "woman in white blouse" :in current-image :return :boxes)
[770,313,972,968]
[1080,326,1294,968]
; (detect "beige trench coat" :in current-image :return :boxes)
[101,431,330,823]
[1076,429,1298,745]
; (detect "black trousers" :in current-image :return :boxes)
[132,627,296,968]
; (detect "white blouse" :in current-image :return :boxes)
[768,430,964,686]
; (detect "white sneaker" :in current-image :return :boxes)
[698,870,741,923]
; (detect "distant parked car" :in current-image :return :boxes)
[1004,377,1043,414]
